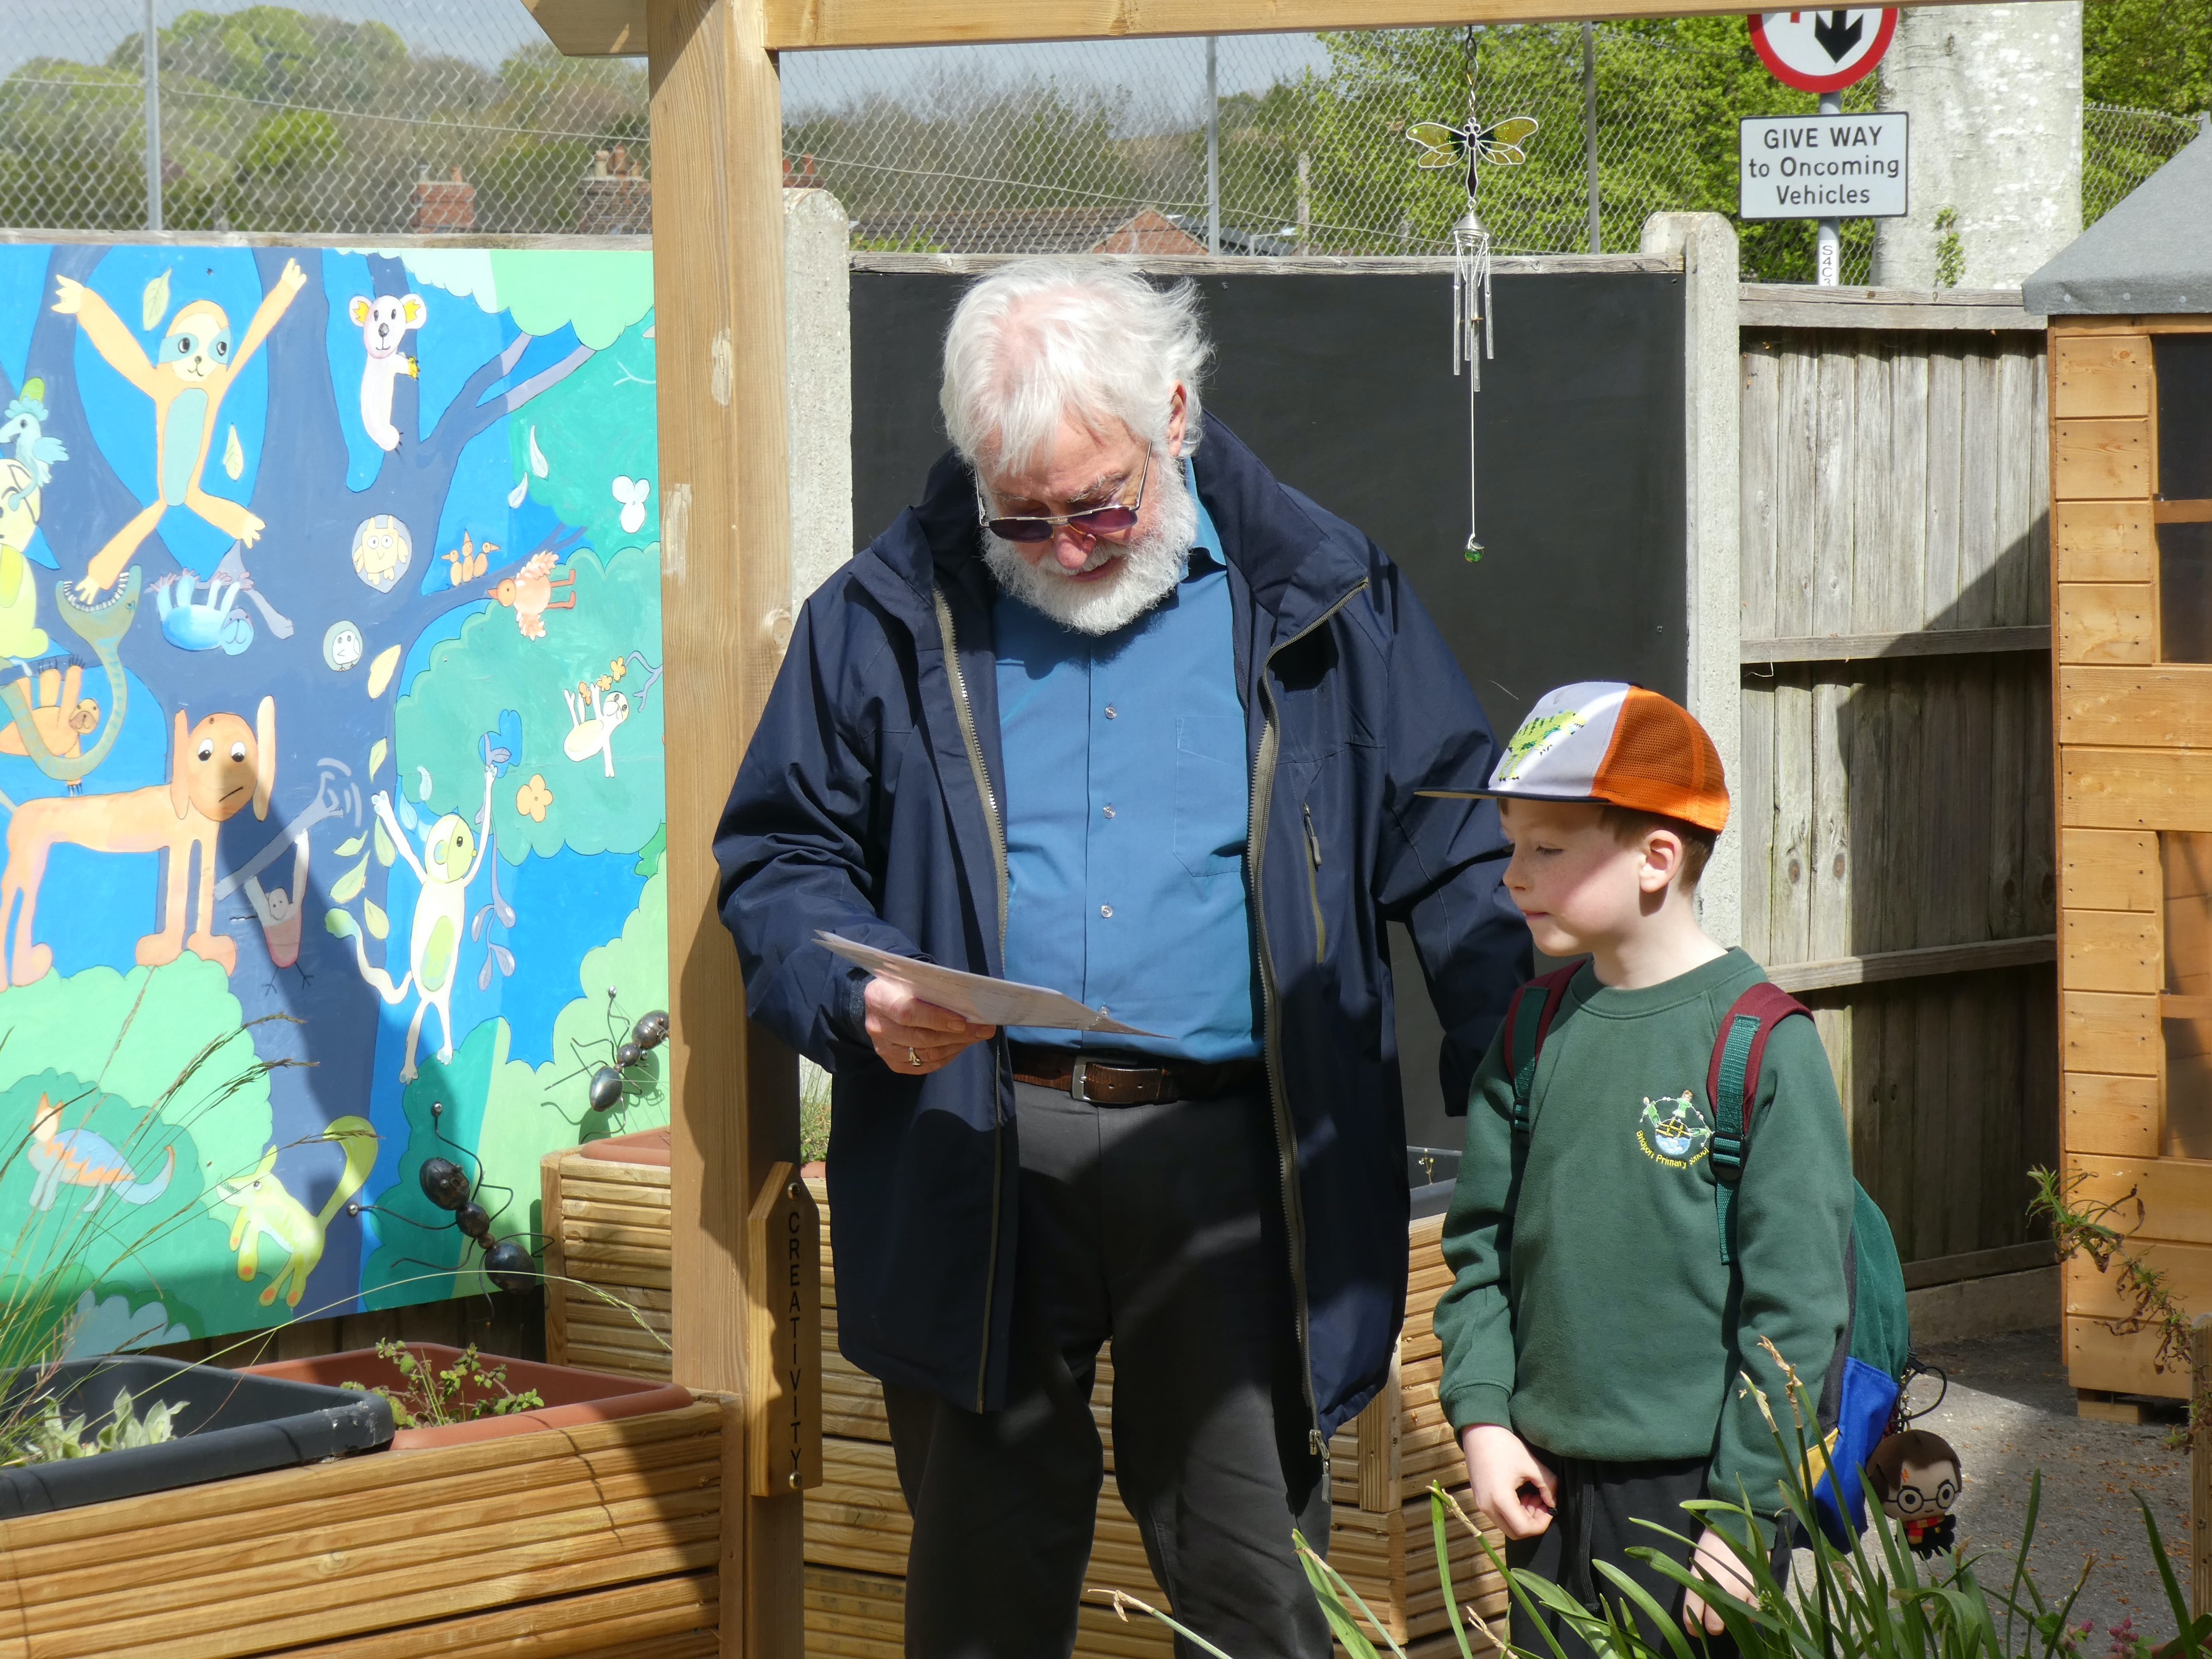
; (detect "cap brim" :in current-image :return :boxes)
[1414,787,1612,804]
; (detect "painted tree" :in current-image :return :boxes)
[0,241,654,1322]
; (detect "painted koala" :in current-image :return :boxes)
[349,293,425,452]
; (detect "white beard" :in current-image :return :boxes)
[982,452,1199,637]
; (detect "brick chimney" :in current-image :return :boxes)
[579,143,651,235]
[783,153,820,189]
[411,166,476,234]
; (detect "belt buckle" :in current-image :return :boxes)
[1069,1057,1093,1103]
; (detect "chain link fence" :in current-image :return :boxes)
[0,2,648,235]
[2083,100,2208,227]
[787,27,1738,260]
[0,2,2201,279]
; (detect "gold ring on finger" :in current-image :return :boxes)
[908,1046,922,1068]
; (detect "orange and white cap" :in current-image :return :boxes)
[1482,682,1729,834]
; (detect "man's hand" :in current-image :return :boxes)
[1461,1424,1556,1541]
[1682,1527,1754,1635]
[864,977,996,1076]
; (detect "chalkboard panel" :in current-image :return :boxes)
[848,264,1688,1145]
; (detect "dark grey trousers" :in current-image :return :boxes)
[1506,1449,1754,1659]
[883,1080,1332,1659]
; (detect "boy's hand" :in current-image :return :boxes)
[1460,1424,1556,1540]
[1682,1527,1755,1635]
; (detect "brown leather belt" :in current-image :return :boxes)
[1008,1041,1266,1107]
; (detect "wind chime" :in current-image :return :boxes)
[1405,28,1537,561]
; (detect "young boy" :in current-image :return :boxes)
[1432,681,1852,1650]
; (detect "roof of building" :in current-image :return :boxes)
[2024,131,2212,314]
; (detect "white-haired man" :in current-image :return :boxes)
[717,259,1528,1657]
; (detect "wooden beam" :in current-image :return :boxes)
[766,0,2053,49]
[1902,1240,2057,1292]
[525,0,648,55]
[851,251,1678,277]
[530,0,2069,53]
[1739,283,2044,333]
[1761,933,2056,994]
[1739,624,2051,664]
[646,1,805,1655]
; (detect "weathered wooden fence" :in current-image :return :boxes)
[1734,286,2058,1276]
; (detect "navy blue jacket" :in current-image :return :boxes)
[715,416,1529,1446]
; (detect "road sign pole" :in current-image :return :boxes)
[1815,89,1842,285]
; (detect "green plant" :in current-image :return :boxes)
[2029,1163,2201,1446]
[800,1060,832,1165]
[1935,207,1965,288]
[1093,1345,2207,1659]
[8,1387,178,1467]
[0,998,303,1469]
[338,1339,546,1431]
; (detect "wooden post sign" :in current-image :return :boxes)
[746,1161,824,1495]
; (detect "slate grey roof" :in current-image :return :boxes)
[2025,131,2212,314]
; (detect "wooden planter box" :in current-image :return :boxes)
[0,1358,724,1658]
[544,1132,1507,1656]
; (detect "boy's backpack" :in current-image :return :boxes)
[1500,961,1914,1548]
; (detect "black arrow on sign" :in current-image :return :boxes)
[1813,9,1864,61]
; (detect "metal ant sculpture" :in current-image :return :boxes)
[351,1100,541,1293]
[546,990,670,1123]
[351,1003,673,1298]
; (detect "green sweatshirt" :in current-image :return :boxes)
[1433,947,1852,1539]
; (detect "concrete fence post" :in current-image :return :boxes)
[783,187,853,608]
[1640,211,1743,947]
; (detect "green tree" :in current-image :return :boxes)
[1253,24,1872,279]
[2083,0,2212,114]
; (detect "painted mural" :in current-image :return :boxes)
[0,242,666,1354]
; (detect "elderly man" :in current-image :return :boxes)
[716,259,1528,1659]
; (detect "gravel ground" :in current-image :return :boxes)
[1905,1326,2190,1642]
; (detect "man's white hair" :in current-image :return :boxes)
[940,258,1212,474]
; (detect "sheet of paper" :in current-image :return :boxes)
[816,933,1158,1036]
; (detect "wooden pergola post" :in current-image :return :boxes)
[519,0,2070,1650]
[644,2,803,1655]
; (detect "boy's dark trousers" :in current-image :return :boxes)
[1506,1449,1772,1659]
[882,1080,1332,1659]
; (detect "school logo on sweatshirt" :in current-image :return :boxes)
[1638,1090,1712,1168]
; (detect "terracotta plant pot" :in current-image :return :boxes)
[246,1343,689,1449]
[581,1125,670,1166]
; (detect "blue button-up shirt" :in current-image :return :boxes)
[993,463,1261,1062]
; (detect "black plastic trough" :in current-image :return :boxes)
[0,1353,394,1518]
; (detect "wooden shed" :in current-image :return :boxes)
[2027,133,2212,1410]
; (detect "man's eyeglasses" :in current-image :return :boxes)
[978,450,1151,544]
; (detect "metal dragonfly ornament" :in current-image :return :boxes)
[1404,30,1537,562]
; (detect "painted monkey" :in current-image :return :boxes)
[0,664,99,760]
[53,260,307,599]
[327,768,494,1083]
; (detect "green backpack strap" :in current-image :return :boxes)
[1503,961,1587,1183]
[1705,982,1812,1264]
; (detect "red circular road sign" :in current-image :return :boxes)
[1748,9,1899,93]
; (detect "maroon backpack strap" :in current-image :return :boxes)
[1502,960,1588,1075]
[1504,960,1589,1144]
